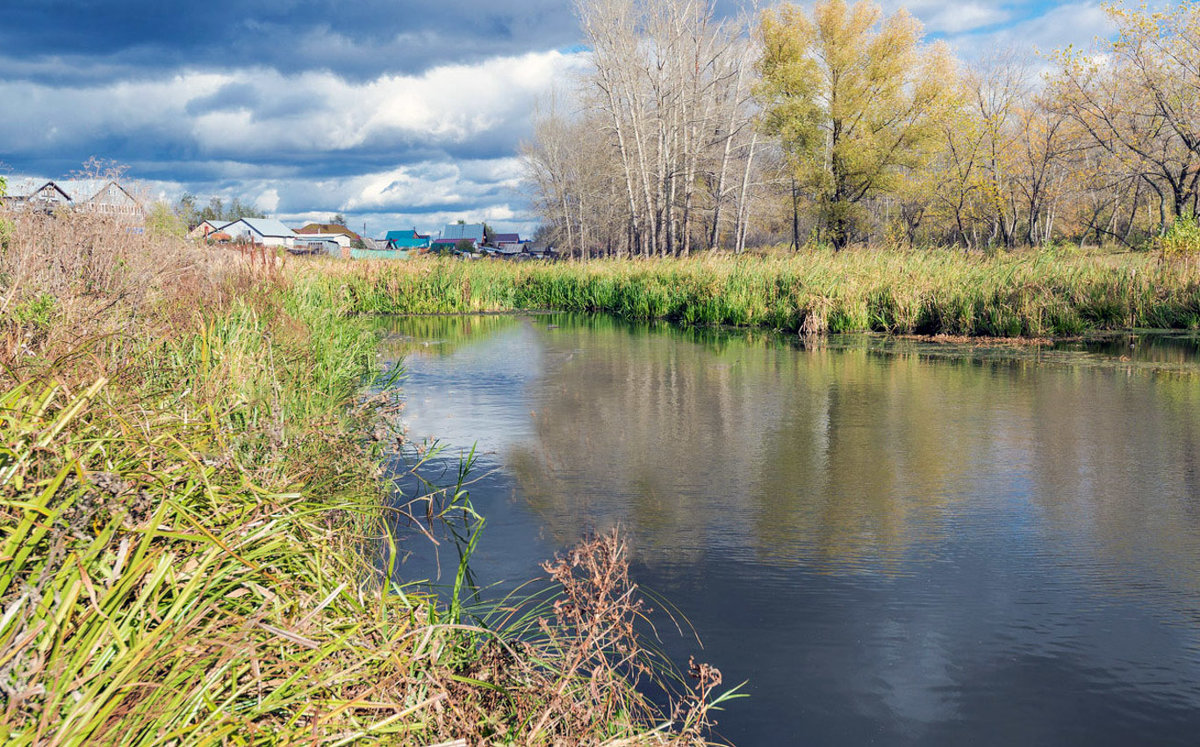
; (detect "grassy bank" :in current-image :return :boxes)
[307,249,1200,338]
[0,212,721,744]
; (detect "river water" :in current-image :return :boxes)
[377,313,1200,746]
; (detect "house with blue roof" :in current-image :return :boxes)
[384,228,431,250]
[432,223,485,251]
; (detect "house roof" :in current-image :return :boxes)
[5,179,72,200]
[440,223,485,242]
[5,178,139,206]
[431,237,462,245]
[226,218,296,237]
[387,236,430,248]
[57,179,111,201]
[188,220,226,237]
[296,223,360,239]
[492,233,520,243]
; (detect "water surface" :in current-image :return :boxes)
[379,314,1200,746]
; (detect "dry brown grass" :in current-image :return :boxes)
[1,210,223,382]
[0,210,732,745]
[0,209,297,384]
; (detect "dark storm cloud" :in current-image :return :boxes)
[1,0,580,83]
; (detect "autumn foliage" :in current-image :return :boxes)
[525,0,1200,253]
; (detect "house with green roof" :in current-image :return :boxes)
[383,228,431,250]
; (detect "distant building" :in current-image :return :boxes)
[4,180,71,211]
[189,219,228,239]
[221,217,297,248]
[436,223,485,251]
[492,232,522,254]
[295,232,352,249]
[4,178,143,220]
[291,237,341,256]
[384,228,431,250]
[296,223,362,243]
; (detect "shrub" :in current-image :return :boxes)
[1157,213,1200,264]
[11,292,56,328]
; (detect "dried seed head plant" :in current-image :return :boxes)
[434,527,735,745]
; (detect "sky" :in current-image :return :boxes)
[0,1,1116,238]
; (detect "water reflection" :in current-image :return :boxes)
[377,314,1200,746]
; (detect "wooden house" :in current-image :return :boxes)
[59,180,143,219]
[4,179,143,220]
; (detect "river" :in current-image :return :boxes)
[377,313,1200,746]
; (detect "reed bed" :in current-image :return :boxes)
[307,249,1200,338]
[0,212,723,745]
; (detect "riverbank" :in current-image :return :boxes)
[0,212,717,744]
[310,249,1200,338]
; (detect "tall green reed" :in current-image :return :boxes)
[306,249,1200,337]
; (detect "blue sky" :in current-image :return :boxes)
[0,1,1115,237]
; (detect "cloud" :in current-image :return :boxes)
[185,83,261,117]
[1,1,1128,238]
[0,50,587,234]
[924,3,1011,34]
[989,2,1115,54]
[0,50,586,166]
[122,157,541,238]
[256,187,281,213]
[0,0,581,83]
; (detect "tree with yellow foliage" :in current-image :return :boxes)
[1049,1,1200,230]
[756,0,957,249]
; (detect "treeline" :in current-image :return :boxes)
[522,0,1200,256]
[175,193,266,225]
[143,193,270,239]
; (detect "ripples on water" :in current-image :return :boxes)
[378,315,1200,746]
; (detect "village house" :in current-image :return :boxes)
[296,223,362,243]
[291,236,342,255]
[188,219,227,239]
[384,228,431,251]
[294,232,352,249]
[220,217,297,248]
[431,223,485,251]
[491,232,523,254]
[4,178,144,221]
